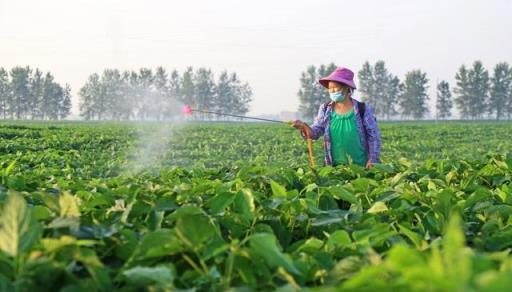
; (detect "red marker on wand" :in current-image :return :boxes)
[181,105,193,115]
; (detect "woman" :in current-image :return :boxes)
[293,67,381,169]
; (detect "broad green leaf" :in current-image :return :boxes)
[206,191,236,214]
[484,226,512,251]
[74,248,112,291]
[484,205,512,219]
[328,186,358,204]
[175,213,216,247]
[368,201,388,213]
[398,157,412,167]
[153,197,178,212]
[297,237,323,253]
[123,265,174,287]
[4,160,17,175]
[115,229,138,260]
[0,192,31,257]
[250,233,301,275]
[351,178,375,193]
[398,224,423,249]
[232,189,256,226]
[164,205,204,223]
[47,217,80,230]
[443,214,470,289]
[318,166,334,178]
[147,210,164,231]
[352,224,394,246]
[370,163,394,174]
[327,230,352,251]
[59,192,80,218]
[31,205,53,220]
[42,235,96,253]
[464,188,490,209]
[436,189,454,219]
[270,180,287,197]
[311,216,345,227]
[445,170,457,184]
[133,229,182,261]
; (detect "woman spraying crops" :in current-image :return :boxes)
[293,67,381,169]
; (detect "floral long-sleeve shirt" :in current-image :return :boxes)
[303,99,382,166]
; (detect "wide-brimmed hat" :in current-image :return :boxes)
[319,67,357,89]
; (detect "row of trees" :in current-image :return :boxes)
[79,67,253,121]
[453,62,512,120]
[0,66,71,120]
[298,61,512,120]
[2,61,510,121]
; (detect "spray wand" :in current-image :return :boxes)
[181,105,316,169]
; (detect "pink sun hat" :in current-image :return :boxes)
[319,67,357,89]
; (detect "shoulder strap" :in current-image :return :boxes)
[358,101,367,133]
[359,101,365,121]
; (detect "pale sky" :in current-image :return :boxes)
[1,0,511,117]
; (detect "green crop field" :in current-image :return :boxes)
[1,121,512,291]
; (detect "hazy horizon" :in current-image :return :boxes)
[1,0,511,118]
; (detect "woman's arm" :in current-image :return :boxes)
[363,105,381,163]
[296,103,327,140]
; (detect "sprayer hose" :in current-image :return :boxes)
[303,127,316,169]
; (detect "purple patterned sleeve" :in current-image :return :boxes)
[302,104,326,140]
[363,105,381,163]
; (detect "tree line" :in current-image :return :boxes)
[79,67,253,121]
[3,61,510,121]
[298,61,512,120]
[0,66,71,120]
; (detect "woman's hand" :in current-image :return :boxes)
[292,120,311,136]
[292,120,309,130]
[365,160,374,169]
[292,120,305,129]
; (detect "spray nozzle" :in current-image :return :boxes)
[181,105,193,115]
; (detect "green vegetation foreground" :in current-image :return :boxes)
[0,121,512,291]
